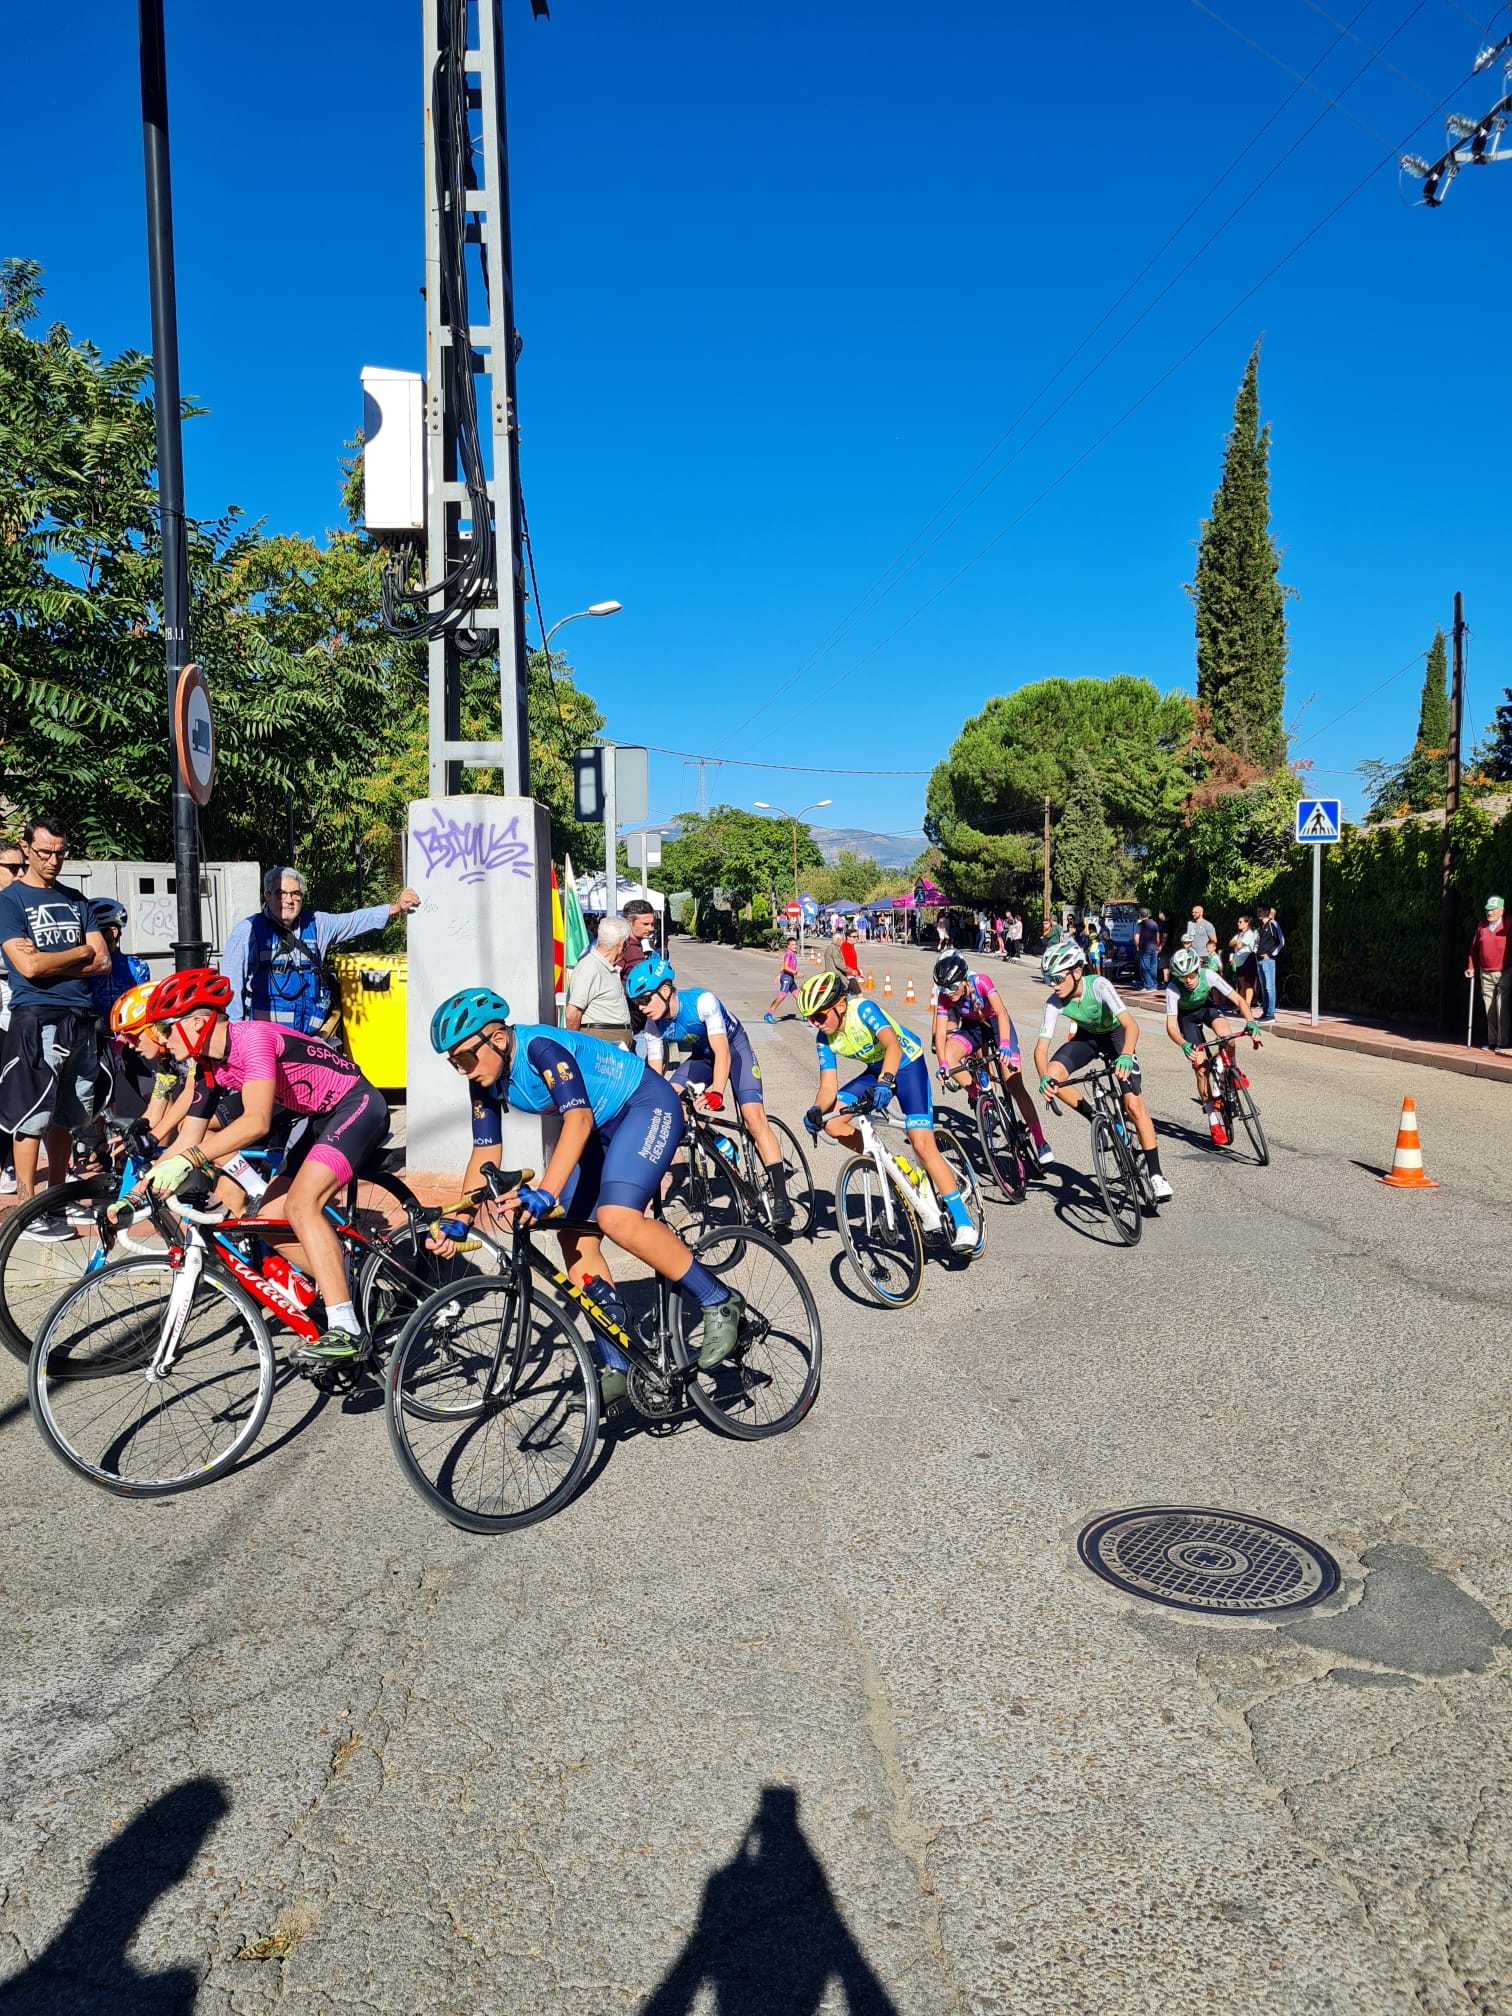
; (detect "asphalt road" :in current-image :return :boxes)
[2,937,1509,2016]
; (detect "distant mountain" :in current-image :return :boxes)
[810,827,922,869]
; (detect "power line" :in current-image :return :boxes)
[758,35,1478,747]
[1295,0,1443,102]
[1292,649,1430,748]
[721,0,1382,743]
[1190,0,1397,142]
[643,743,930,777]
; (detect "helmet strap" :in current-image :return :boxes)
[181,1010,221,1063]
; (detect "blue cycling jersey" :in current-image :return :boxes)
[470,1025,646,1147]
[638,986,743,1067]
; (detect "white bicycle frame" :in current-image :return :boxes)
[827,1107,944,1237]
[146,1198,215,1381]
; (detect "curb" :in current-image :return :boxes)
[1264,1019,1512,1082]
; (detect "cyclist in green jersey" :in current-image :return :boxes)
[1164,948,1261,1147]
[1032,939,1172,1203]
[797,970,978,1251]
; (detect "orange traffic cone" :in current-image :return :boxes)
[1379,1097,1439,1189]
[905,975,916,1004]
[864,970,874,992]
[883,973,893,997]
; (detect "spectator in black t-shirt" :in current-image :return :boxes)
[1255,904,1285,1023]
[0,814,109,1234]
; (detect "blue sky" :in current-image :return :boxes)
[4,0,1508,839]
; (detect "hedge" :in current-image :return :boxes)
[1257,802,1512,1024]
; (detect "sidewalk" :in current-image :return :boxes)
[1119,985,1512,1082]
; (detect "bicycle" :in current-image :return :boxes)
[385,1160,823,1533]
[0,1120,417,1369]
[26,1170,458,1497]
[821,1092,985,1309]
[1047,1057,1159,1247]
[662,1089,816,1241]
[937,1050,1038,1205]
[1194,1034,1268,1166]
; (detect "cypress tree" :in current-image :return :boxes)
[1398,628,1450,808]
[1188,343,1289,770]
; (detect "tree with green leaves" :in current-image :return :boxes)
[1361,629,1452,821]
[807,850,885,905]
[925,675,1194,901]
[0,261,605,906]
[660,806,822,915]
[1052,754,1123,908]
[1188,343,1290,771]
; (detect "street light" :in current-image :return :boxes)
[754,798,832,959]
[542,601,622,651]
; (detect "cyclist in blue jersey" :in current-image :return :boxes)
[426,989,745,1380]
[624,956,792,1227]
[796,970,978,1252]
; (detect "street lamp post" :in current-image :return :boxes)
[754,799,831,960]
[541,600,622,655]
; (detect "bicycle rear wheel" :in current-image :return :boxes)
[1090,1117,1143,1247]
[742,1117,817,1239]
[935,1131,987,1257]
[663,1133,742,1238]
[974,1090,1027,1204]
[385,1274,598,1533]
[0,1177,163,1366]
[29,1256,275,1495]
[836,1157,924,1306]
[678,1224,821,1438]
[1233,1084,1270,1166]
[356,1214,489,1342]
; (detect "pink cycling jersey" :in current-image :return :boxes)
[190,1022,366,1120]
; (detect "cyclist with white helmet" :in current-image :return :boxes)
[1164,947,1261,1147]
[426,988,745,1390]
[930,951,1052,1171]
[1032,939,1172,1204]
[797,970,978,1252]
[624,957,792,1228]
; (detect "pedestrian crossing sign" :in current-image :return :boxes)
[1295,797,1341,843]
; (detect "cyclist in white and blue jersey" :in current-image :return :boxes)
[624,956,792,1227]
[797,969,977,1252]
[426,989,745,1380]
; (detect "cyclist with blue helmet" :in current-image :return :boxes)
[427,987,746,1389]
[624,957,792,1228]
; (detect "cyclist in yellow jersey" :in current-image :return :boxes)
[797,971,978,1251]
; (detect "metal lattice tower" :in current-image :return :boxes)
[423,0,531,795]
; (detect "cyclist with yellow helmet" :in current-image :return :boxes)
[797,970,978,1253]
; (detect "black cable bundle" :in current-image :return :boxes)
[381,0,496,650]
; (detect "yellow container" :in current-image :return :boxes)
[332,952,407,1091]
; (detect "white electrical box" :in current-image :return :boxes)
[360,366,425,532]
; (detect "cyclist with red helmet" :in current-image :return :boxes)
[137,966,388,1363]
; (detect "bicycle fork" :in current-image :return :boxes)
[148,1239,205,1381]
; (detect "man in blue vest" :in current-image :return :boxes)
[221,867,419,1034]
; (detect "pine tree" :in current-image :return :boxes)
[1188,344,1289,770]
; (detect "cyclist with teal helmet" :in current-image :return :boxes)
[625,957,792,1227]
[1032,938,1172,1203]
[427,987,745,1384]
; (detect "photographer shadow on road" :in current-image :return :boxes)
[641,1783,899,2016]
[0,1776,230,2015]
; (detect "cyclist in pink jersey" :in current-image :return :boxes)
[137,968,388,1364]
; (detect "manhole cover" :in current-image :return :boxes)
[1077,1507,1340,1616]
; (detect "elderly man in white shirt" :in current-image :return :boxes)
[564,916,634,1045]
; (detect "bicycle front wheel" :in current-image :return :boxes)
[743,1117,817,1240]
[1090,1117,1143,1246]
[936,1130,987,1258]
[1233,1084,1270,1166]
[29,1256,275,1496]
[678,1224,821,1439]
[975,1091,1027,1204]
[386,1274,599,1533]
[836,1157,924,1307]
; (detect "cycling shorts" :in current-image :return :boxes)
[1052,1031,1143,1097]
[1176,1006,1234,1052]
[560,1069,684,1219]
[282,1081,388,1188]
[941,1016,1020,1068]
[837,1054,933,1132]
[667,1029,764,1109]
